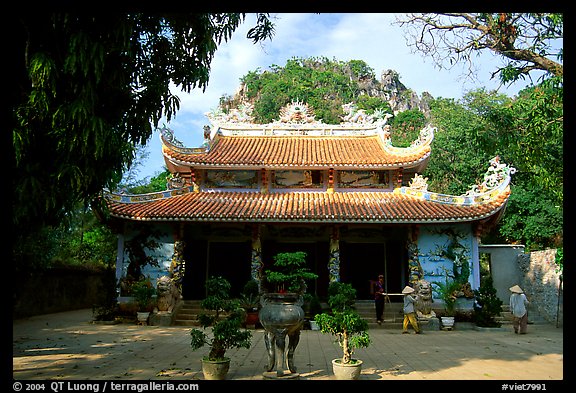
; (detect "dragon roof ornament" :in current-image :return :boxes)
[398,156,515,205]
[274,100,317,124]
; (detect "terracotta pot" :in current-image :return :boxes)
[245,311,259,326]
[332,358,363,380]
[201,358,230,380]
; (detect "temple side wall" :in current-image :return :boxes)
[480,245,562,326]
[417,223,477,300]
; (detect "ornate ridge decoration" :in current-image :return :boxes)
[160,100,435,161]
[275,100,317,124]
[397,156,515,206]
[382,124,436,153]
[160,126,215,155]
[463,156,517,197]
[340,102,393,126]
[408,174,429,192]
[104,186,194,204]
[205,102,255,124]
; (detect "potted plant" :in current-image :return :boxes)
[189,276,252,380]
[239,279,260,327]
[433,276,460,330]
[131,276,156,325]
[262,251,318,294]
[259,251,318,377]
[314,281,371,380]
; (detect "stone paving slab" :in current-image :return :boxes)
[13,309,566,385]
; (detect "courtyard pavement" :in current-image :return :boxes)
[13,308,567,386]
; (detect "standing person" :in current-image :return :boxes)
[402,286,421,334]
[509,284,530,334]
[374,274,385,324]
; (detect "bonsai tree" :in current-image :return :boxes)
[314,281,371,365]
[262,251,318,294]
[190,276,252,361]
[473,275,503,327]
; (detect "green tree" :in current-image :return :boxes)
[13,13,274,235]
[425,91,507,195]
[427,85,562,249]
[389,109,427,147]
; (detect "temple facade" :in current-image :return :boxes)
[103,101,514,302]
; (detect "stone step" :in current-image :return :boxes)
[172,299,551,328]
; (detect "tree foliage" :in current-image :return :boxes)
[427,82,562,250]
[396,13,563,84]
[234,57,391,123]
[13,12,274,235]
[13,204,117,276]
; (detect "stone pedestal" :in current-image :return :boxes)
[149,311,175,326]
[420,316,440,331]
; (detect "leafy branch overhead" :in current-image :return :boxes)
[396,13,562,84]
[13,13,275,232]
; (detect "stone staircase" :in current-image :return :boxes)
[173,300,203,326]
[353,300,405,329]
[172,299,405,328]
[171,299,549,328]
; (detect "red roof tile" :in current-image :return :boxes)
[105,189,510,224]
[162,135,431,169]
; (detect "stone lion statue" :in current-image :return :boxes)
[414,279,436,318]
[155,275,181,313]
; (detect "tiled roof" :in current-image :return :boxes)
[105,188,510,224]
[162,135,431,169]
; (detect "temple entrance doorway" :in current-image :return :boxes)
[340,239,407,300]
[182,239,252,299]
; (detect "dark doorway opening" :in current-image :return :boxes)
[340,240,407,300]
[206,241,252,297]
[182,240,251,299]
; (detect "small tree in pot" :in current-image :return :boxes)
[262,251,318,294]
[314,281,371,380]
[189,276,252,380]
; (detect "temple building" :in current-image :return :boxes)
[103,101,515,302]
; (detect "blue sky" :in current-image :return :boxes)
[131,13,545,182]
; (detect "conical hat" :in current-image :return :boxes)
[402,286,415,294]
[509,284,523,294]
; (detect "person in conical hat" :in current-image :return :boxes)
[509,284,529,334]
[401,285,420,334]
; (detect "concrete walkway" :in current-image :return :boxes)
[13,309,565,384]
